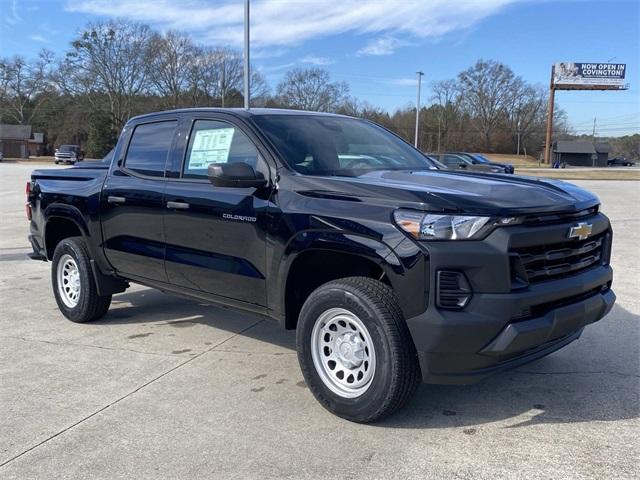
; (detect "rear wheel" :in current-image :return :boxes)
[296,277,421,423]
[52,237,111,323]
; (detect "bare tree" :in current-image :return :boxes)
[276,68,349,112]
[506,82,546,155]
[187,47,243,106]
[430,79,461,152]
[63,20,154,131]
[458,59,518,150]
[249,70,270,106]
[0,50,55,124]
[148,31,196,109]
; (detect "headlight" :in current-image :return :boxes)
[394,210,518,240]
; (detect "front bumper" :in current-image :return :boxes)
[54,156,76,163]
[404,212,615,385]
[408,266,614,384]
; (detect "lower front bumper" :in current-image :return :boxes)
[407,265,615,385]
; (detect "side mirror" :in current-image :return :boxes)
[208,163,267,188]
[459,163,467,169]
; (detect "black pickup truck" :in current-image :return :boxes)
[27,108,615,422]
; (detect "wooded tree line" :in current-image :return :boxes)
[1,19,635,159]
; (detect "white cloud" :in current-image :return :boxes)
[28,34,50,43]
[66,0,523,49]
[357,37,407,56]
[5,0,22,25]
[252,47,288,59]
[300,55,335,66]
[260,62,296,74]
[386,78,419,86]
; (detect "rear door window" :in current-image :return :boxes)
[124,121,177,177]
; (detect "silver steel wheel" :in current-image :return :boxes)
[311,308,376,398]
[57,254,81,308]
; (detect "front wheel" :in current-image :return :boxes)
[296,277,421,423]
[52,237,111,323]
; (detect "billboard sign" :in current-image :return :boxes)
[553,62,626,89]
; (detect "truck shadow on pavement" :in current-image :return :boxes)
[104,288,639,429]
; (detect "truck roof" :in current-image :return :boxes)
[128,108,350,124]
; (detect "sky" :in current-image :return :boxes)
[1,0,639,136]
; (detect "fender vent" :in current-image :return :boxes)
[437,271,472,310]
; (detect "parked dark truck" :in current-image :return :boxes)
[54,144,85,164]
[27,109,615,422]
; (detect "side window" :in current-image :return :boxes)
[124,121,177,177]
[183,120,261,179]
[443,155,460,166]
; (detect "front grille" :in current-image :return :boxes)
[511,232,608,284]
[523,207,598,226]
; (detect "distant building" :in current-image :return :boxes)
[0,124,45,158]
[552,140,611,167]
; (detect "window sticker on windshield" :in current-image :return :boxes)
[188,128,235,169]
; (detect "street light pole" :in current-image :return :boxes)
[414,71,424,148]
[243,0,250,109]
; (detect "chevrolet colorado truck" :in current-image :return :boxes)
[27,108,615,422]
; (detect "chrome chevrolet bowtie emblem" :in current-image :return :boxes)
[568,222,593,241]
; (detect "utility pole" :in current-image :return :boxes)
[243,0,250,109]
[220,60,226,108]
[414,71,424,148]
[544,65,556,165]
[592,117,597,167]
[516,118,521,156]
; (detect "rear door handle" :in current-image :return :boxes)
[166,201,190,210]
[107,196,126,204]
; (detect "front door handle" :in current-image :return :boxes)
[167,201,190,210]
[107,196,126,204]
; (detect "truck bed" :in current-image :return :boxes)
[29,165,109,260]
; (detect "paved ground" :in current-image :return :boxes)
[0,163,638,479]
[516,166,640,181]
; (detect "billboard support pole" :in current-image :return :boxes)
[544,65,555,165]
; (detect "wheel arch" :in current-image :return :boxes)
[272,230,408,330]
[43,206,90,260]
[43,206,127,296]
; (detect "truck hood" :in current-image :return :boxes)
[294,170,599,216]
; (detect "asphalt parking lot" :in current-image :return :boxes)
[1,162,638,479]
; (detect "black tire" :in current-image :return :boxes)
[51,237,111,323]
[296,277,421,423]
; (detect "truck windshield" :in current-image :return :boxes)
[253,115,438,176]
[59,145,76,152]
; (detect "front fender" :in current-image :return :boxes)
[268,230,428,324]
